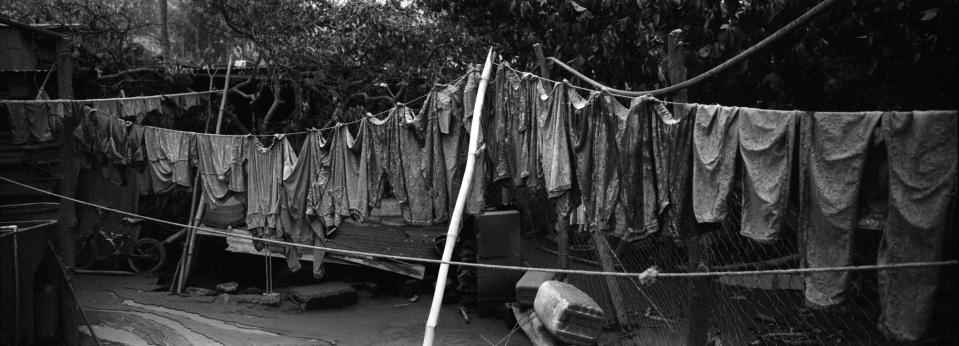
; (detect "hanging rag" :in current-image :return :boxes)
[738,107,797,243]
[800,111,881,308]
[692,105,740,223]
[877,111,957,341]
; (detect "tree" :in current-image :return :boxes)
[191,0,489,133]
[419,0,957,111]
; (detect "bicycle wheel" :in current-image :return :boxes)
[127,238,166,273]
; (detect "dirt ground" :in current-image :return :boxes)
[74,273,532,346]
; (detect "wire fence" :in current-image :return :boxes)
[491,175,959,345]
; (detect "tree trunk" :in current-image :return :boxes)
[160,0,169,59]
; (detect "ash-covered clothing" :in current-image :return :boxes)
[738,107,797,243]
[878,111,957,342]
[567,88,602,224]
[367,112,406,208]
[462,65,481,133]
[587,96,626,230]
[692,105,740,223]
[489,67,513,182]
[398,105,443,224]
[536,82,573,199]
[358,118,386,210]
[244,136,292,230]
[195,134,246,207]
[505,69,533,187]
[653,102,697,238]
[305,130,333,222]
[613,98,661,240]
[425,81,467,214]
[120,123,147,165]
[279,131,326,278]
[800,111,881,308]
[145,127,194,189]
[440,79,468,211]
[2,101,54,144]
[315,124,364,228]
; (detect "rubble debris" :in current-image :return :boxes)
[287,282,358,310]
[216,282,239,293]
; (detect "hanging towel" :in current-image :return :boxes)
[801,111,881,308]
[739,107,797,243]
[195,134,246,206]
[878,111,957,342]
[692,105,740,223]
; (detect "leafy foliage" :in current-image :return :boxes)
[420,0,957,111]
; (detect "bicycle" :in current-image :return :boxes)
[76,216,166,273]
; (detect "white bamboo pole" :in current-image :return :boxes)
[423,48,494,346]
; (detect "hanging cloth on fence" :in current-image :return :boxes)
[877,110,957,341]
[314,124,364,228]
[653,102,697,238]
[800,111,881,308]
[738,107,798,243]
[692,105,740,223]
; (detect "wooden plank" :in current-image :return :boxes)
[590,231,628,325]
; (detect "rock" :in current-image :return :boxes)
[214,293,231,304]
[185,287,217,297]
[287,282,358,310]
[216,282,239,293]
[244,287,263,295]
[233,294,281,307]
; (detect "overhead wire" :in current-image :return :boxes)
[1,175,955,281]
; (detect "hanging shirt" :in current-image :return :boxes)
[692,105,740,223]
[397,105,439,224]
[2,101,53,144]
[195,134,246,206]
[613,98,660,240]
[315,124,364,228]
[567,88,601,222]
[506,69,532,187]
[877,111,957,342]
[738,107,797,243]
[653,102,697,238]
[143,127,194,193]
[800,111,881,308]
[536,82,573,199]
[245,135,290,230]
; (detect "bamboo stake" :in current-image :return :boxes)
[423,48,494,346]
[176,55,233,293]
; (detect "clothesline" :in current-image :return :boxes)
[2,175,955,279]
[0,89,222,104]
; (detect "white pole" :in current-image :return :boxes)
[423,48,495,346]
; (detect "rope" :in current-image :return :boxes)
[546,0,838,97]
[2,175,955,281]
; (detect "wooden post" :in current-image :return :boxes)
[667,28,712,346]
[533,43,550,79]
[591,230,629,326]
[54,37,74,270]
